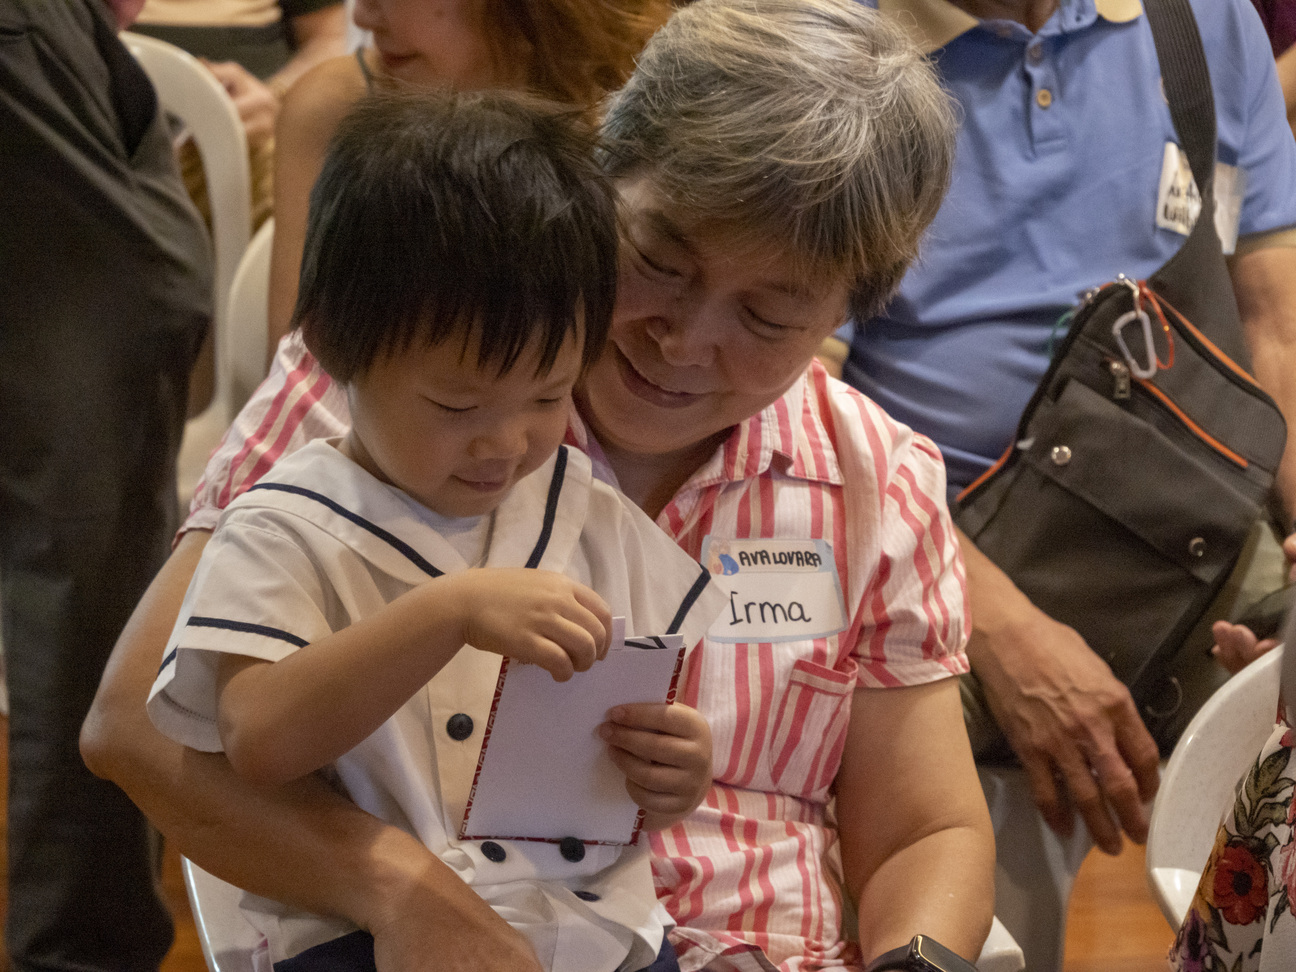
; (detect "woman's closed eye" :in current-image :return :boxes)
[742,306,798,339]
[634,245,683,279]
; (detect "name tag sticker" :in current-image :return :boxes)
[702,537,848,644]
[1155,142,1246,254]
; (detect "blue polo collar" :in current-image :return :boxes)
[878,0,1142,52]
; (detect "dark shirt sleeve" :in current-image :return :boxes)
[278,0,341,22]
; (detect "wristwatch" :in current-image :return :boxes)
[865,935,978,972]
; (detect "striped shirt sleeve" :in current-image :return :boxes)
[181,331,349,538]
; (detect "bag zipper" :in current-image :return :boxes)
[1108,359,1132,399]
[1104,355,1248,469]
[1140,287,1274,405]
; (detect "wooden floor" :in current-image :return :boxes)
[0,714,1175,971]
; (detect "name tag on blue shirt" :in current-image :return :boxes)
[1156,141,1246,255]
[701,537,848,644]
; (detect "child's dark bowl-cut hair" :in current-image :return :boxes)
[294,89,618,383]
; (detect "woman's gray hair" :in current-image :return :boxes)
[600,0,956,320]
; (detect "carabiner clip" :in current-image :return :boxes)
[1111,276,1156,379]
[1112,309,1158,379]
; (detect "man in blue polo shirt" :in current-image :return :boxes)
[847,0,1296,862]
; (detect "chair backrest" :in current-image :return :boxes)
[225,217,273,412]
[182,858,259,972]
[1146,645,1283,928]
[172,217,274,504]
[120,31,251,427]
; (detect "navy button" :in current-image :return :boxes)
[574,890,600,902]
[559,836,586,862]
[480,841,506,862]
[446,713,474,741]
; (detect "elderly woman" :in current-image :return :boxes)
[81,1,995,969]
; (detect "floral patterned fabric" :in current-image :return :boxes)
[1170,724,1296,971]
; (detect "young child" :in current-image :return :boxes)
[147,90,723,972]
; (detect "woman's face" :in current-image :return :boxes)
[577,177,853,463]
[351,0,513,89]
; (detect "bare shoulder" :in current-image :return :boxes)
[277,54,369,154]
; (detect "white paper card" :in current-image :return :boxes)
[460,618,684,845]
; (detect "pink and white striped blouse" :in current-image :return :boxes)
[182,331,970,972]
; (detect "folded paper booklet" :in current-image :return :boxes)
[460,618,685,846]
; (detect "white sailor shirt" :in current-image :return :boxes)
[149,439,724,972]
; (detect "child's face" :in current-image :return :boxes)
[342,330,582,518]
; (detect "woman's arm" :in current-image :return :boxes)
[266,55,365,357]
[835,678,995,964]
[79,531,545,972]
[957,530,1161,855]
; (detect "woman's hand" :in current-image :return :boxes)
[202,59,279,143]
[957,528,1160,854]
[600,702,713,831]
[455,569,612,681]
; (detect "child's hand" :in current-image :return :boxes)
[455,569,611,682]
[599,702,713,832]
[1211,619,1279,675]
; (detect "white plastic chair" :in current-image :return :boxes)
[975,917,1026,972]
[224,218,273,416]
[184,854,1025,972]
[183,858,260,972]
[1145,644,1283,928]
[172,217,274,498]
[120,32,253,502]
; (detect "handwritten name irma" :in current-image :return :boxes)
[726,590,812,626]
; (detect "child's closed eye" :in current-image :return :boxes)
[426,397,475,414]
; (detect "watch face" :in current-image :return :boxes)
[911,935,978,972]
[866,935,978,972]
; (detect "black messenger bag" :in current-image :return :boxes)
[953,0,1287,745]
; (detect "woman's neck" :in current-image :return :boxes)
[599,433,728,521]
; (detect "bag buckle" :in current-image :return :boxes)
[1111,277,1157,379]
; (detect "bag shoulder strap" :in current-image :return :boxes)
[1143,0,1216,199]
[1141,0,1253,362]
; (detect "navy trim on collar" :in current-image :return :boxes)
[666,565,712,635]
[247,482,445,578]
[524,445,568,569]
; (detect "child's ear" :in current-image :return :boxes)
[294,316,346,386]
[295,314,326,366]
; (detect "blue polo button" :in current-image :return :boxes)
[480,841,506,863]
[574,890,600,902]
[559,836,586,862]
[446,713,474,741]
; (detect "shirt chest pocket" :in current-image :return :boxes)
[767,658,857,803]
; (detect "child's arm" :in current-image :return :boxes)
[216,568,612,785]
[599,702,713,832]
